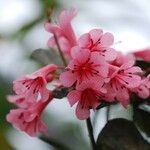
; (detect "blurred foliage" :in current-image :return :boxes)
[0,74,15,150]
[46,121,90,150]
[30,48,62,66]
[0,0,60,149]
[14,0,59,40]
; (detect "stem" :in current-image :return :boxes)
[40,136,70,150]
[106,106,110,122]
[53,34,67,66]
[86,117,97,150]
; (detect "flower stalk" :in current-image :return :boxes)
[86,117,97,150]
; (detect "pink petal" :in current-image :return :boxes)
[60,71,76,87]
[90,52,109,78]
[75,102,90,120]
[116,85,129,108]
[38,120,48,135]
[137,85,149,99]
[89,29,103,43]
[67,90,81,106]
[117,74,141,88]
[59,8,77,27]
[71,47,90,63]
[44,23,61,34]
[125,66,143,74]
[76,81,94,90]
[78,33,90,48]
[7,95,28,108]
[120,60,135,70]
[59,8,77,46]
[24,112,37,122]
[100,32,114,47]
[101,48,117,61]
[59,37,70,53]
[47,37,56,47]
[103,84,116,102]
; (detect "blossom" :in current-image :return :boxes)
[60,47,108,87]
[13,64,57,103]
[132,76,150,99]
[7,95,30,108]
[6,94,53,137]
[67,79,106,120]
[133,48,150,62]
[106,60,142,107]
[45,8,77,58]
[112,52,135,67]
[77,29,117,61]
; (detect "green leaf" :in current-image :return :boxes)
[30,48,63,66]
[96,118,150,150]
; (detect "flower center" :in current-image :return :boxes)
[22,77,43,94]
[88,38,101,51]
[73,58,99,82]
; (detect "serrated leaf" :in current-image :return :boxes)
[96,118,150,150]
[30,48,63,66]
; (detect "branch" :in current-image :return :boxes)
[86,117,97,150]
[53,34,67,66]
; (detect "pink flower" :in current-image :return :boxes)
[45,8,77,58]
[7,95,30,108]
[133,48,150,62]
[67,79,106,120]
[13,64,57,103]
[132,76,150,99]
[6,94,52,137]
[112,52,135,67]
[106,60,142,107]
[77,29,117,61]
[60,47,108,87]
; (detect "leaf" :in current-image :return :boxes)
[30,48,63,66]
[96,118,150,150]
[136,60,150,70]
[133,104,150,137]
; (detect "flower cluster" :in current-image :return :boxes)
[7,8,150,136]
[7,64,58,136]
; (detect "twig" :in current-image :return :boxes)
[53,34,67,66]
[86,117,97,150]
[106,106,110,122]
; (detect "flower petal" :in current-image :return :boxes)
[100,32,114,47]
[71,47,90,63]
[78,33,90,48]
[67,90,81,106]
[60,71,76,87]
[75,102,90,120]
[117,74,141,88]
[89,29,103,43]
